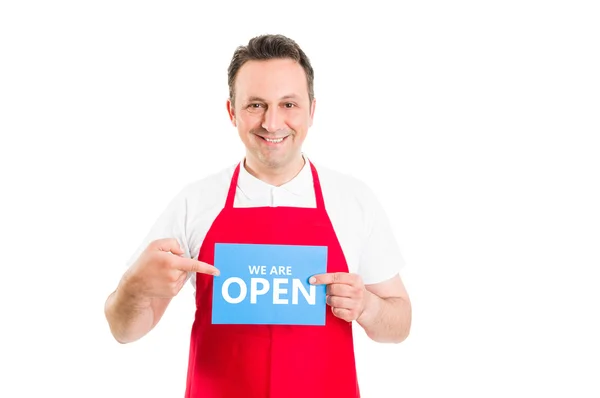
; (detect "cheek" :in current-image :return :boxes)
[237,112,262,130]
[288,112,311,132]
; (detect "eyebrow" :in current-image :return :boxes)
[246,94,300,102]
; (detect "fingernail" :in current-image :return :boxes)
[309,277,316,284]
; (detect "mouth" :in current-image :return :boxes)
[257,135,290,144]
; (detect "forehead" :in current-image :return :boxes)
[235,58,309,101]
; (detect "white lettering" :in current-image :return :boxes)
[250,278,270,303]
[222,277,246,304]
[220,277,316,305]
[269,266,293,275]
[293,279,316,305]
[248,265,262,274]
[273,278,288,304]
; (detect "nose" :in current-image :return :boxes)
[261,106,286,133]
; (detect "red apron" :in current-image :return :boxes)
[185,161,360,398]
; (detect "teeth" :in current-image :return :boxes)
[265,137,285,143]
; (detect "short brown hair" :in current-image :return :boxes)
[227,34,315,106]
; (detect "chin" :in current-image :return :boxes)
[253,152,290,168]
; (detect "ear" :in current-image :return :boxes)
[226,98,237,127]
[308,98,316,127]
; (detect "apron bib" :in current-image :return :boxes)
[185,161,360,398]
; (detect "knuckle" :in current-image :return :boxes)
[150,250,167,264]
[167,271,181,283]
[148,238,165,249]
[329,296,339,307]
[160,257,174,271]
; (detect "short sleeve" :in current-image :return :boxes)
[357,185,406,285]
[124,186,192,271]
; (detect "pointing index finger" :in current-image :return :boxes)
[309,272,352,285]
[173,257,220,276]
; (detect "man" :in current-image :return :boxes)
[105,33,411,398]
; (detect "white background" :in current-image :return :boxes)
[1,1,599,397]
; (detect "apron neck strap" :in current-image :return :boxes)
[308,161,326,210]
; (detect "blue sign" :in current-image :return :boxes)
[212,243,328,325]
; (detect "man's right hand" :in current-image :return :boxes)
[121,238,219,300]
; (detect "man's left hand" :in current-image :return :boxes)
[309,272,370,322]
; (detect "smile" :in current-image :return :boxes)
[259,135,289,144]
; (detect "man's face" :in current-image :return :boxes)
[227,58,315,170]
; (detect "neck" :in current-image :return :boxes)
[244,154,306,187]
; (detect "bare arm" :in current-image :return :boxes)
[357,274,411,343]
[104,284,172,344]
[104,238,219,344]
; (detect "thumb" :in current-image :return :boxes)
[150,238,185,255]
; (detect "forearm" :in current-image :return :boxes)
[104,283,155,344]
[357,291,411,343]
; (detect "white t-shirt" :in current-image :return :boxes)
[125,155,406,287]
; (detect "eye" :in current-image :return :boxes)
[283,103,296,108]
[246,103,266,113]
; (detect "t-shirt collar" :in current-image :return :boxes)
[237,154,313,200]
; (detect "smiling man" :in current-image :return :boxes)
[104,34,411,398]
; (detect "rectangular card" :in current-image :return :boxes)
[212,243,327,325]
